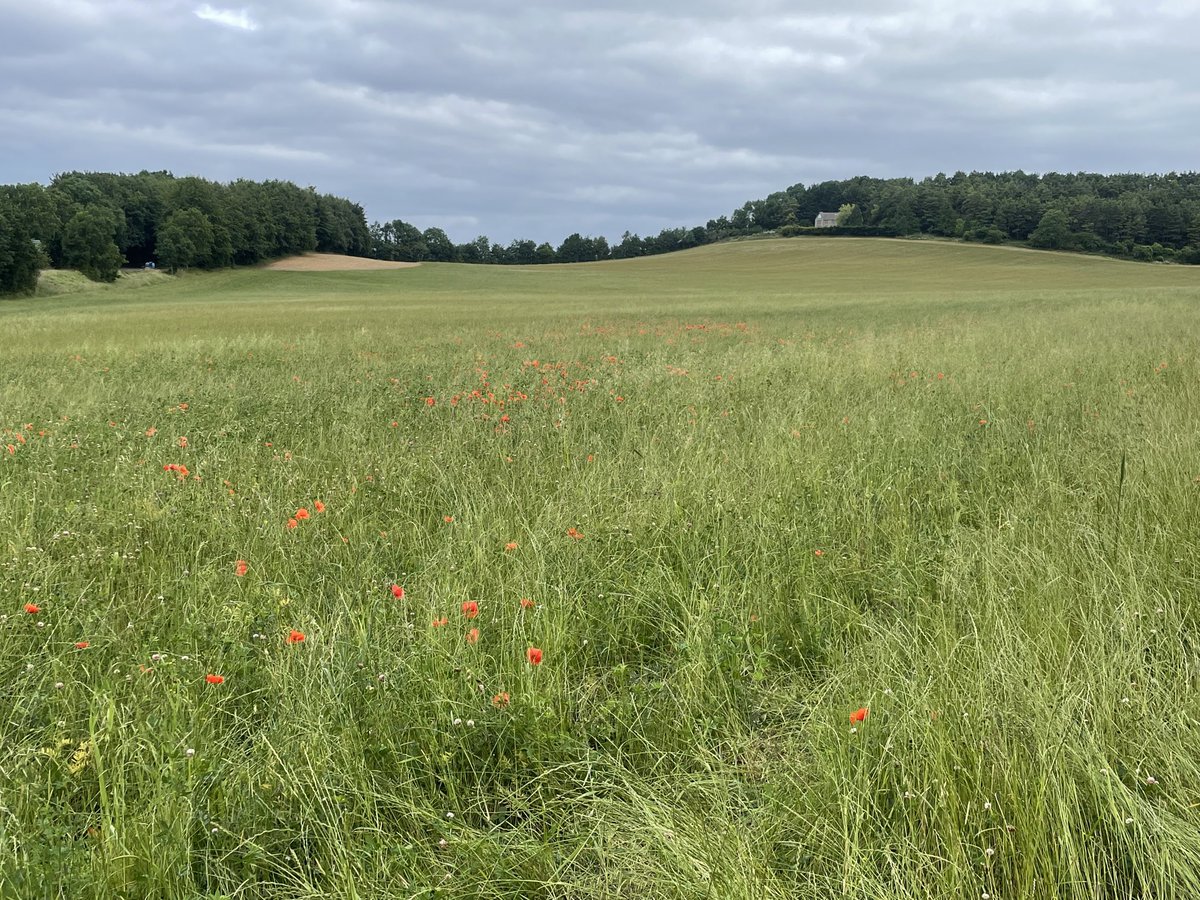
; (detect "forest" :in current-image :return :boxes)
[0,171,370,294]
[2,169,1200,295]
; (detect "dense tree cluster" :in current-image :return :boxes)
[0,171,370,292]
[734,171,1200,263]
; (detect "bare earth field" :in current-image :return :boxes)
[263,253,420,271]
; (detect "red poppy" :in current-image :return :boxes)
[234,559,248,577]
[286,630,306,644]
[314,500,326,514]
[390,584,405,600]
[432,616,449,627]
[295,508,310,520]
[205,674,225,685]
[492,691,510,708]
[466,628,480,644]
[286,518,298,530]
[567,527,583,540]
[813,549,824,557]
[74,641,89,649]
[526,647,543,666]
[520,598,535,609]
[425,397,436,407]
[505,541,519,551]
[178,436,188,448]
[461,601,479,619]
[850,707,869,724]
[24,603,39,615]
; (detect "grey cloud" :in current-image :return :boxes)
[0,0,1197,244]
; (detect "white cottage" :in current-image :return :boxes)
[814,211,840,228]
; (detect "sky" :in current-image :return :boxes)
[1,0,1198,245]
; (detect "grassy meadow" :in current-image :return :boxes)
[3,238,1200,899]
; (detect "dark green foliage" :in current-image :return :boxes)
[0,200,43,296]
[371,219,428,261]
[62,206,125,282]
[0,172,371,290]
[778,225,901,238]
[1029,208,1073,250]
[156,208,216,272]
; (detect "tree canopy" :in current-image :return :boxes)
[0,171,371,293]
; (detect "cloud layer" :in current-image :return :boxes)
[1,0,1197,243]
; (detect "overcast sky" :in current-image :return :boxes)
[1,0,1198,244]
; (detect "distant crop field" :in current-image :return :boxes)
[3,239,1200,899]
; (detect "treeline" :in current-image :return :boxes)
[369,220,713,265]
[0,171,370,293]
[737,171,1200,263]
[5,169,1200,297]
[373,170,1200,267]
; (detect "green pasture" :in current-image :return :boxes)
[2,238,1200,898]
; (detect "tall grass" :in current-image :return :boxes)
[2,239,1200,898]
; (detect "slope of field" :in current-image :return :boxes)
[2,239,1200,899]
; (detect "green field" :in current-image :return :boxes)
[3,238,1200,899]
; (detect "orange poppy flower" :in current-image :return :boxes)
[205,674,225,685]
[850,707,869,724]
[466,628,480,644]
[286,630,306,644]
[24,603,39,615]
[234,560,248,577]
[432,616,449,627]
[520,598,535,609]
[492,691,510,708]
[295,508,310,520]
[425,397,436,407]
[526,647,543,666]
[504,542,519,551]
[567,527,583,540]
[314,500,326,513]
[286,518,298,530]
[443,515,454,523]
[390,584,405,600]
[74,641,89,649]
[461,601,479,619]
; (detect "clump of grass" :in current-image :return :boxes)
[2,239,1199,897]
[35,268,169,297]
